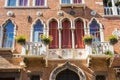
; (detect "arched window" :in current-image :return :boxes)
[49,19,59,49]
[89,19,100,42]
[74,19,84,48]
[33,20,43,42]
[2,21,14,48]
[61,19,72,48]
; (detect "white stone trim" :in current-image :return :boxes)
[49,62,86,80]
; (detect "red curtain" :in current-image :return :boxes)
[73,0,81,3]
[49,20,59,49]
[61,20,72,48]
[74,20,84,48]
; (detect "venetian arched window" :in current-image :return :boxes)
[33,20,43,42]
[49,19,59,49]
[89,19,100,42]
[2,20,15,48]
[61,19,72,48]
[74,19,84,48]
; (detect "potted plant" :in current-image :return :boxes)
[41,35,53,45]
[16,35,26,45]
[104,50,113,56]
[108,35,118,45]
[83,35,93,45]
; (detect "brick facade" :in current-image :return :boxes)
[0,0,120,80]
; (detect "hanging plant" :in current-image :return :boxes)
[108,35,118,45]
[16,35,26,45]
[41,35,53,45]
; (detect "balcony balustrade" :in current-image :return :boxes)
[104,7,120,16]
[21,41,114,59]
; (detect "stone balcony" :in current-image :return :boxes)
[21,41,114,59]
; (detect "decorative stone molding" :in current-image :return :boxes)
[7,11,14,17]
[36,11,43,17]
[57,11,64,16]
[49,62,86,80]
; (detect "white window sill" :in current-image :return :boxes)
[4,6,48,9]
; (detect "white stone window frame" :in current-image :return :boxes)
[87,17,104,42]
[0,19,17,50]
[5,0,30,8]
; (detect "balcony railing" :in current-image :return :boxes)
[22,42,114,59]
[91,42,114,55]
[104,7,120,16]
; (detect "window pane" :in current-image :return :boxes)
[7,0,16,6]
[33,20,43,42]
[73,0,81,3]
[62,0,70,4]
[3,21,14,48]
[19,0,28,6]
[35,0,45,6]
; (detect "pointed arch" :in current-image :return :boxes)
[1,19,16,49]
[61,18,72,48]
[48,18,59,49]
[31,19,44,42]
[74,18,85,48]
[88,18,104,42]
[49,62,86,80]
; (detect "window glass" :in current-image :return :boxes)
[73,0,81,4]
[19,0,28,6]
[35,0,45,6]
[61,0,70,4]
[7,0,16,6]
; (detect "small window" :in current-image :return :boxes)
[96,75,106,80]
[35,0,45,6]
[19,0,28,6]
[31,75,40,80]
[61,0,70,4]
[7,0,16,6]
